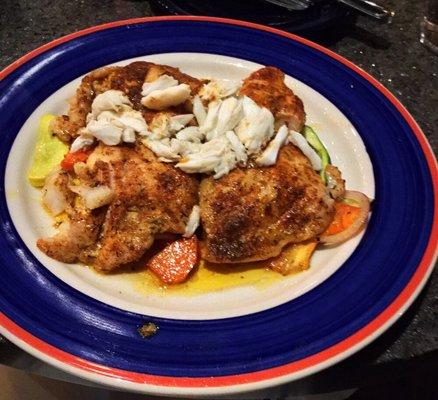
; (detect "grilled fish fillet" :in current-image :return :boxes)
[91,144,199,271]
[43,62,203,270]
[199,66,322,263]
[200,145,334,263]
[239,66,305,132]
[37,209,106,264]
[38,144,199,271]
[52,62,202,142]
[36,167,106,263]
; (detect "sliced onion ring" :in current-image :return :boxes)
[320,190,371,245]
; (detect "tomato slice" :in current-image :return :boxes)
[147,236,199,285]
[61,149,91,170]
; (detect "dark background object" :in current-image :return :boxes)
[427,0,438,23]
[151,0,356,32]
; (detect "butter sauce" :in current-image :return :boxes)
[125,259,284,296]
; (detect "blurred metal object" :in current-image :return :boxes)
[263,0,311,11]
[421,0,438,54]
[264,0,394,22]
[337,0,395,22]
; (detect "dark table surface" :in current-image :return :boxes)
[0,0,437,397]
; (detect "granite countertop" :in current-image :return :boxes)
[0,0,437,396]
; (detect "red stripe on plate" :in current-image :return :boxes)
[1,16,437,389]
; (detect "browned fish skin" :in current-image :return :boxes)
[37,208,106,263]
[42,63,330,270]
[37,143,199,272]
[325,165,346,200]
[91,145,199,272]
[239,66,306,132]
[199,67,320,264]
[51,62,203,142]
[36,166,106,262]
[200,145,334,263]
[42,62,202,271]
[52,66,122,142]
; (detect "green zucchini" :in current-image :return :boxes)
[302,125,331,184]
